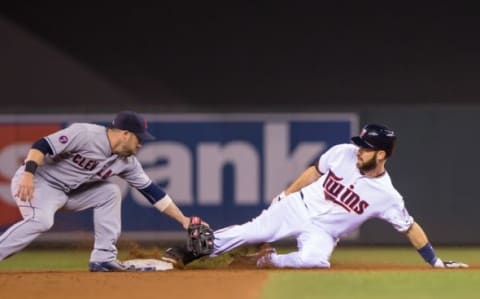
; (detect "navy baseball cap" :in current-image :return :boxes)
[351,124,396,156]
[112,111,155,142]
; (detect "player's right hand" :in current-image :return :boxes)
[433,258,469,268]
[442,260,469,268]
[15,172,35,201]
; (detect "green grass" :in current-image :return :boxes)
[0,249,90,271]
[261,271,480,299]
[258,246,480,299]
[329,246,479,266]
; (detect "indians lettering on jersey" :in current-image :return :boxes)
[72,154,99,171]
[69,153,113,179]
[97,165,113,179]
[322,170,369,214]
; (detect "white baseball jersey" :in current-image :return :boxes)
[212,143,414,268]
[302,143,414,239]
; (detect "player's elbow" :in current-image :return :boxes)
[402,221,416,235]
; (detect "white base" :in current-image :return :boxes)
[124,259,174,271]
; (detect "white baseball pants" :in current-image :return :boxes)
[212,192,337,268]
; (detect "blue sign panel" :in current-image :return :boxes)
[2,113,358,234]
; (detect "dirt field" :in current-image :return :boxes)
[0,270,268,299]
[1,245,478,299]
[2,264,479,299]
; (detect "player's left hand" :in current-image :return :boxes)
[433,258,469,268]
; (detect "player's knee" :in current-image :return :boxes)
[33,214,55,231]
[298,251,331,268]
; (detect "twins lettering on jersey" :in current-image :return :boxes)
[323,170,369,214]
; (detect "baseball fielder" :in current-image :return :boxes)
[0,111,195,271]
[163,124,468,269]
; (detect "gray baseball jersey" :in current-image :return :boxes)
[39,123,152,193]
[0,122,157,263]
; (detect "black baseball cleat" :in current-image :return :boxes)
[161,246,198,269]
[89,260,136,272]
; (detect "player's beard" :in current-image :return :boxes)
[357,152,378,173]
[117,145,135,157]
[120,151,134,157]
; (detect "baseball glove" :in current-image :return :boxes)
[186,216,214,257]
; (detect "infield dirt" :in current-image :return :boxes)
[0,270,268,299]
[2,265,480,299]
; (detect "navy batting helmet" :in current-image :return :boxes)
[351,124,397,157]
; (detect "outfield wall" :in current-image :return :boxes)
[359,106,480,245]
[0,113,360,242]
[0,108,478,245]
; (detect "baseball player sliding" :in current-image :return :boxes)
[0,111,198,272]
[162,124,468,269]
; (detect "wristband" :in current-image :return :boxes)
[24,160,38,174]
[153,194,173,212]
[417,242,438,266]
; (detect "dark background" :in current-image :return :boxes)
[2,3,480,244]
[3,3,480,111]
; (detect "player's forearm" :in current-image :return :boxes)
[139,183,189,229]
[25,149,45,166]
[405,221,440,266]
[160,200,190,229]
[22,149,45,176]
[405,221,468,268]
[405,221,429,249]
[284,166,322,195]
[26,137,53,167]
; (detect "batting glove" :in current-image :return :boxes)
[433,258,469,268]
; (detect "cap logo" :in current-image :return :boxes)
[360,129,367,137]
